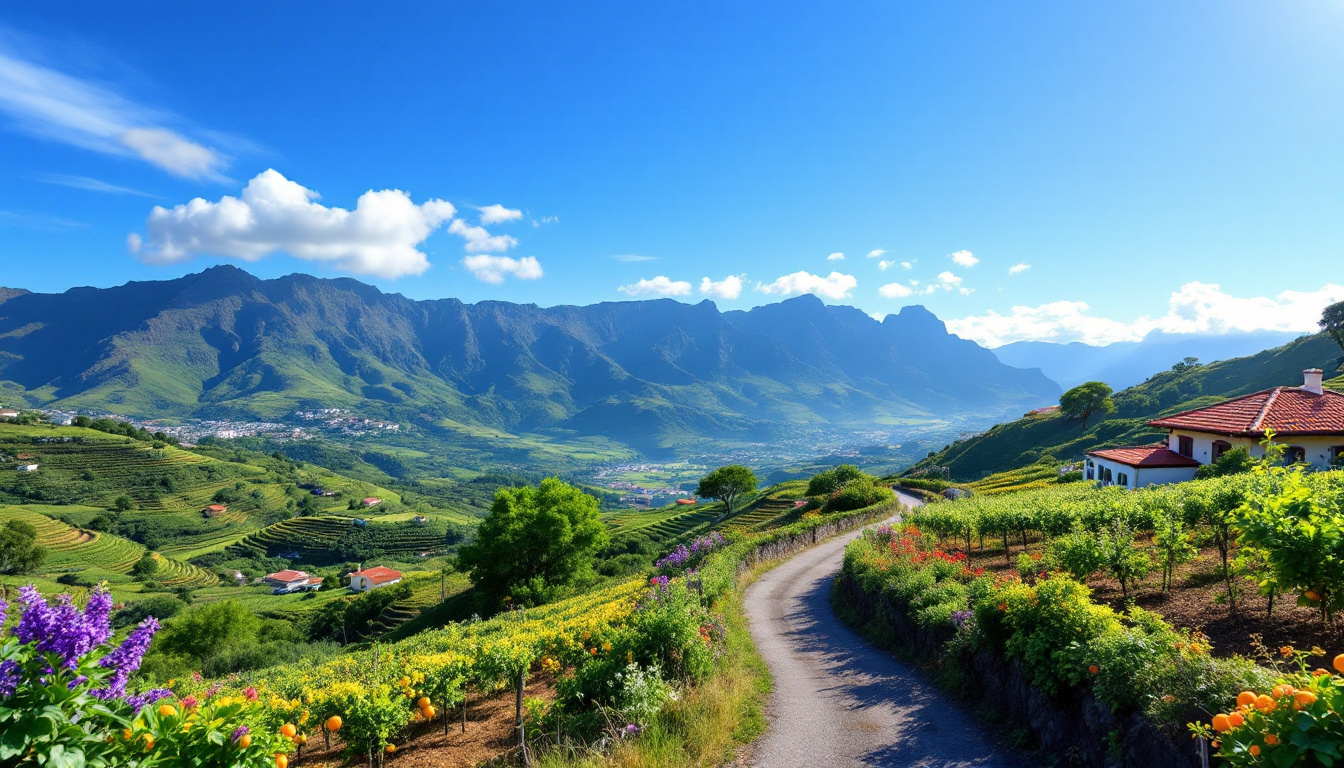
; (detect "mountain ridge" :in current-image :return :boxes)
[0,266,1060,453]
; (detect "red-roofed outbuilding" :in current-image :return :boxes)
[348,565,402,592]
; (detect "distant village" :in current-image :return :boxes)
[6,406,400,444]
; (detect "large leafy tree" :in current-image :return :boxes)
[0,519,47,574]
[1322,299,1344,361]
[458,477,609,608]
[697,465,758,521]
[1059,381,1115,429]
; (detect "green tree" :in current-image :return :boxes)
[1059,381,1116,429]
[113,495,134,512]
[0,519,47,574]
[1321,299,1344,360]
[130,551,159,581]
[457,478,609,608]
[1099,517,1151,600]
[696,465,758,521]
[152,599,260,662]
[806,464,865,497]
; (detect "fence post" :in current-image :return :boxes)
[516,669,530,766]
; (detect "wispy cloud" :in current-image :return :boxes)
[1008,262,1031,275]
[34,173,154,197]
[0,209,87,231]
[866,249,886,259]
[477,204,523,225]
[462,255,543,284]
[827,251,845,261]
[609,254,659,262]
[0,43,228,179]
[448,218,518,253]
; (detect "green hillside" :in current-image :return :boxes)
[909,332,1344,481]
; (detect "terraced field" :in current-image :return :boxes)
[0,505,218,588]
[604,503,718,540]
[230,515,452,564]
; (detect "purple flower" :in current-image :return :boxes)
[14,585,114,669]
[0,596,7,627]
[950,610,973,630]
[94,617,159,699]
[0,660,18,698]
[623,723,641,736]
[124,688,172,713]
[231,725,251,743]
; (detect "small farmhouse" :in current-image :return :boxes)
[348,565,402,592]
[15,464,38,472]
[1085,369,1344,488]
[0,408,19,419]
[264,569,323,594]
[204,503,228,517]
[362,497,382,508]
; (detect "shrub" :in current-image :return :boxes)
[807,464,867,496]
[826,477,894,513]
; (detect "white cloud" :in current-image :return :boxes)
[0,47,226,179]
[879,282,913,299]
[901,261,914,270]
[949,250,978,268]
[448,218,517,253]
[866,249,886,259]
[129,169,456,278]
[937,271,962,287]
[462,255,543,284]
[756,271,857,300]
[700,275,744,300]
[1008,263,1031,275]
[946,281,1344,347]
[878,260,894,271]
[827,251,845,261]
[619,276,693,297]
[477,204,523,225]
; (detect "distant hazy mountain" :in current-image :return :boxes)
[992,331,1303,391]
[0,266,1058,453]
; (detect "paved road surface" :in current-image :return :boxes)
[744,493,1009,768]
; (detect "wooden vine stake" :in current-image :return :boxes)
[516,668,530,766]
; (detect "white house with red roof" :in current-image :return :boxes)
[348,565,402,592]
[1086,369,1344,488]
[264,569,324,594]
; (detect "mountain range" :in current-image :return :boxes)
[992,330,1304,391]
[0,266,1059,453]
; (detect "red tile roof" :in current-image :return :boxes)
[265,569,310,583]
[1148,387,1344,437]
[1087,445,1201,468]
[351,565,402,584]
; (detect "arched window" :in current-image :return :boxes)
[1212,440,1231,461]
[1102,467,1113,484]
[1177,435,1194,457]
[1086,460,1095,480]
[1118,472,1129,487]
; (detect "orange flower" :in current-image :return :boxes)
[1088,665,1099,675]
[1255,694,1276,712]
[1265,734,1279,745]
[1280,646,1293,658]
[1293,690,1317,709]
[1249,745,1261,757]
[1237,691,1257,707]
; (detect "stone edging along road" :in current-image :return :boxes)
[744,492,1010,768]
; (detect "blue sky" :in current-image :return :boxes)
[1,2,1343,346]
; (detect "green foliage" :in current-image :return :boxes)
[112,495,134,512]
[458,477,609,608]
[1060,381,1116,429]
[1195,446,1254,480]
[0,518,46,574]
[825,476,893,513]
[1050,526,1104,581]
[1236,447,1344,626]
[1097,517,1151,599]
[1322,299,1344,357]
[112,595,187,629]
[806,464,865,496]
[696,465,758,518]
[130,551,159,581]
[152,600,261,663]
[1152,510,1197,592]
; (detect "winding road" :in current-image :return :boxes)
[744,493,1009,768]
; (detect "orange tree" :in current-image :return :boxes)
[1235,439,1344,627]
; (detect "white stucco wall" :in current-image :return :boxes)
[1133,465,1199,488]
[1167,430,1344,470]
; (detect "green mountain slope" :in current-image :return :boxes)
[0,266,1059,453]
[908,332,1344,480]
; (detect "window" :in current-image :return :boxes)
[1086,459,1094,480]
[1285,446,1307,465]
[1212,440,1231,460]
[1331,446,1344,467]
[1101,467,1113,484]
[1177,435,1194,458]
[1118,472,1128,487]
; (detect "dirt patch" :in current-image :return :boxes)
[295,679,556,768]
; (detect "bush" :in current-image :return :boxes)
[807,464,866,496]
[825,477,894,513]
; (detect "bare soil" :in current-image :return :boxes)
[294,679,556,768]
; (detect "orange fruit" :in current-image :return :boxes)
[1305,590,1320,601]
[326,716,342,732]
[1237,691,1256,707]
[280,723,297,738]
[417,697,431,709]
[385,744,397,754]
[275,754,288,768]
[1211,714,1232,733]
[422,706,436,719]
[1294,691,1318,709]
[1228,712,1244,728]
[1272,684,1295,698]
[1334,654,1344,674]
[239,734,253,749]
[1088,665,1098,675]
[1265,734,1280,745]
[1249,745,1261,757]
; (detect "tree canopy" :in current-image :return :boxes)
[806,464,865,497]
[1059,381,1116,429]
[1322,300,1344,360]
[696,465,758,521]
[0,520,47,575]
[457,477,609,608]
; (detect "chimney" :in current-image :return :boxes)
[1303,368,1323,395]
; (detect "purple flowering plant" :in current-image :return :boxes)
[0,584,290,768]
[654,532,726,573]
